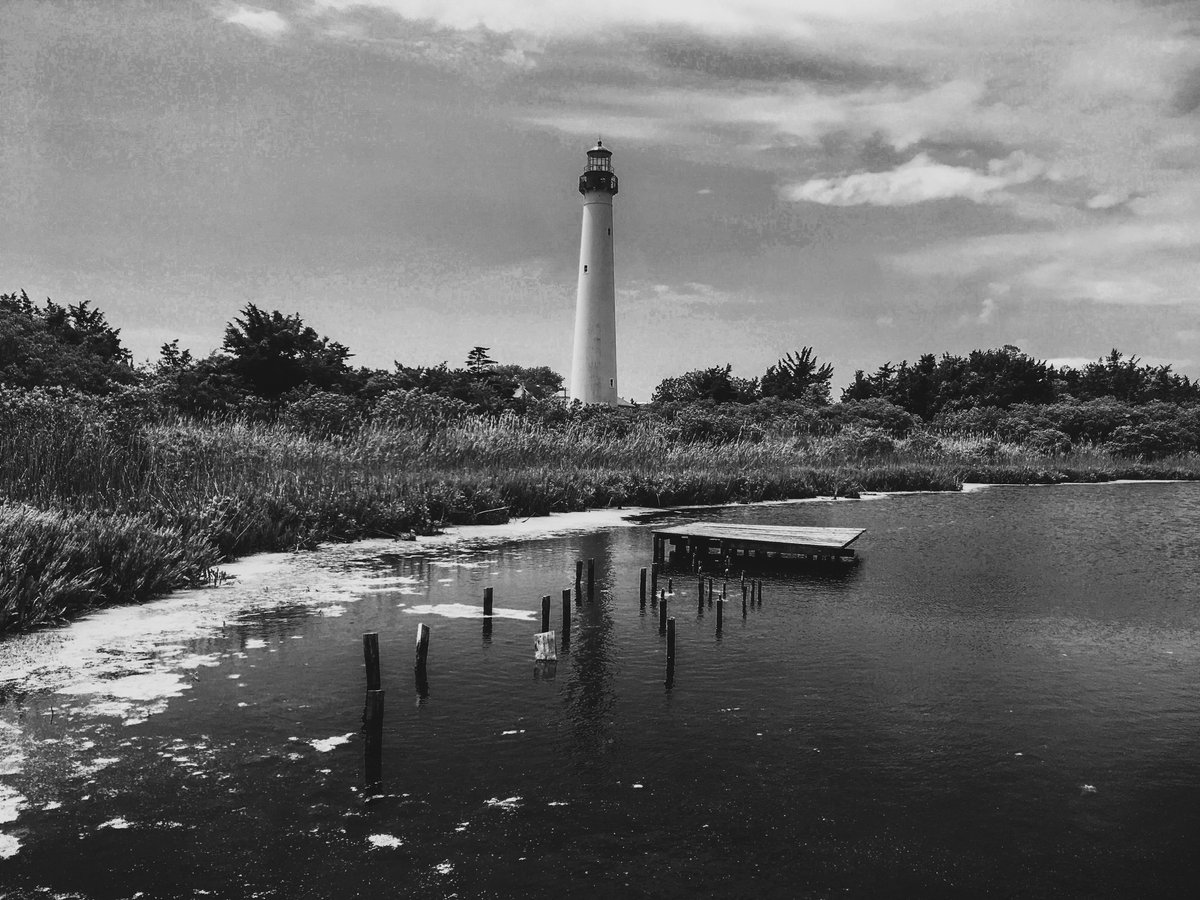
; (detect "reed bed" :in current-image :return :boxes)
[3,397,1198,632]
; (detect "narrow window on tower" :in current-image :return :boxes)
[583,265,588,272]
[608,228,611,235]
[610,379,614,387]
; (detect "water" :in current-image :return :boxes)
[2,484,1200,897]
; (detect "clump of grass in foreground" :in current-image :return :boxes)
[0,502,221,631]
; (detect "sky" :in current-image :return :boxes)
[2,0,1199,401]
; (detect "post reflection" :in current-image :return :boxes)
[560,530,619,783]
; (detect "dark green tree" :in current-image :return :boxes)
[221,303,352,399]
[0,291,136,393]
[651,365,758,404]
[760,347,834,404]
[466,346,496,373]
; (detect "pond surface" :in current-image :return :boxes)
[2,484,1200,898]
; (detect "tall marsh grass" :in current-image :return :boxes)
[3,389,1198,632]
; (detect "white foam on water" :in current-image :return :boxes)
[309,733,355,753]
[43,800,62,811]
[98,817,131,829]
[0,784,25,823]
[176,654,221,670]
[0,833,20,859]
[317,605,346,617]
[484,796,521,810]
[367,833,403,849]
[244,639,267,650]
[53,672,191,728]
[403,604,535,621]
[0,724,23,776]
[434,861,454,875]
[364,574,421,586]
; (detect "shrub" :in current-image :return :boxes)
[1025,428,1073,456]
[828,426,896,459]
[371,389,471,429]
[1105,422,1192,460]
[903,430,944,458]
[280,389,364,437]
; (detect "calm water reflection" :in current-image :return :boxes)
[2,483,1200,898]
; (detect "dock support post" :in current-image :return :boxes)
[742,583,748,618]
[665,618,676,688]
[697,576,704,612]
[716,598,724,631]
[660,592,668,634]
[562,588,571,638]
[362,632,381,691]
[541,595,551,633]
[575,559,583,598]
[640,567,647,606]
[483,587,494,618]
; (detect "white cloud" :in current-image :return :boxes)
[306,0,965,40]
[783,151,1045,207]
[222,5,290,37]
[889,181,1200,308]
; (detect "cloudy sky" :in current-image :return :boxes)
[3,0,1199,399]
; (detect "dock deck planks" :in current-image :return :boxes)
[651,522,865,563]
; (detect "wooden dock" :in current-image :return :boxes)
[652,522,865,565]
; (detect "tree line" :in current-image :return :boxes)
[4,290,1200,458]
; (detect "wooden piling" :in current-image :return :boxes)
[562,588,571,633]
[575,559,583,594]
[640,567,647,606]
[668,577,673,593]
[757,580,763,604]
[742,583,748,618]
[483,587,494,617]
[541,595,551,633]
[362,632,381,691]
[697,576,704,612]
[414,623,430,672]
[587,558,595,601]
[660,592,668,633]
[716,598,724,630]
[665,617,676,688]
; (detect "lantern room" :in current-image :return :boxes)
[579,140,618,195]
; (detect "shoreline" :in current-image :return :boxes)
[7,475,1192,695]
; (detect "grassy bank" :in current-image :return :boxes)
[3,398,1198,633]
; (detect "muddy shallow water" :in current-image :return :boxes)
[2,485,1199,898]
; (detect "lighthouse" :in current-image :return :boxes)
[569,140,619,405]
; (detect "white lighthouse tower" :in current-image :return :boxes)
[569,140,620,405]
